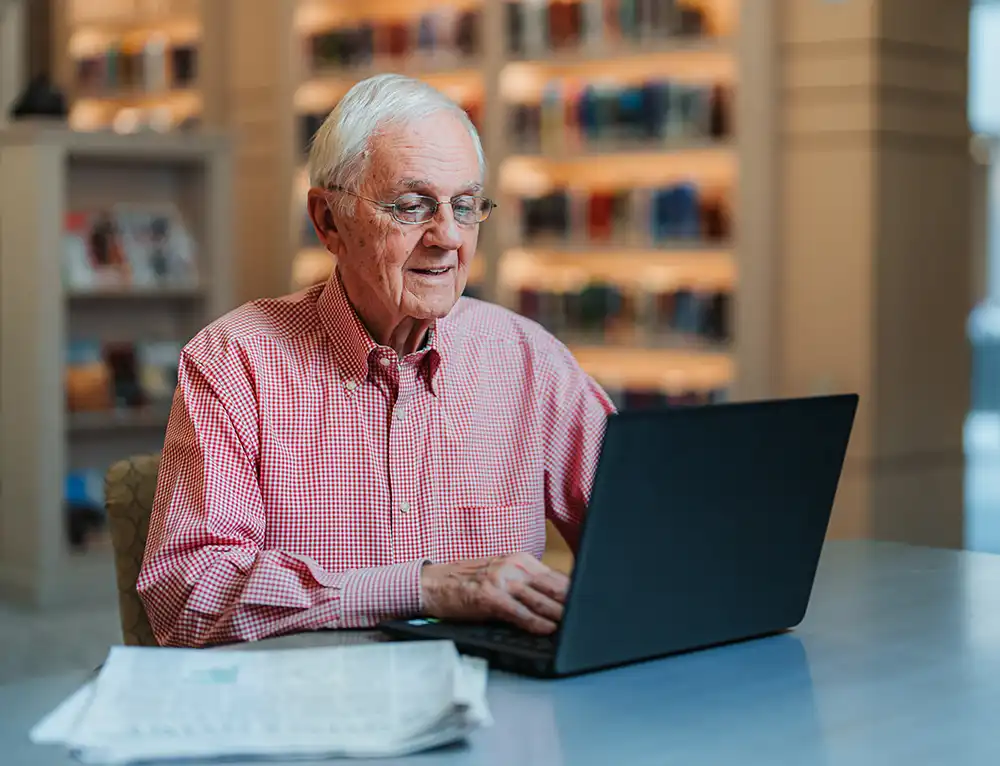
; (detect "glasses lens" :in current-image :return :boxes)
[452,196,493,224]
[393,194,436,224]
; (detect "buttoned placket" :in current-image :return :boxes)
[383,353,420,563]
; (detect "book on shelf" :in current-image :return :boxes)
[63,205,198,292]
[514,281,731,344]
[510,79,732,153]
[138,341,184,404]
[305,9,481,74]
[64,468,107,551]
[63,469,108,551]
[66,339,184,414]
[66,340,114,413]
[505,0,713,57]
[73,39,199,96]
[519,185,731,245]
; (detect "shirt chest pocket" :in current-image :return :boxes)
[433,502,547,561]
[439,402,543,512]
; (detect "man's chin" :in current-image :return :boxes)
[403,294,460,321]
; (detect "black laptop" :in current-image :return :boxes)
[380,394,858,678]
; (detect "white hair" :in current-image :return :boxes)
[307,74,486,213]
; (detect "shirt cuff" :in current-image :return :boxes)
[338,558,430,629]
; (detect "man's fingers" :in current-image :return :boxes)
[510,581,565,623]
[503,553,571,599]
[528,568,570,602]
[487,586,558,635]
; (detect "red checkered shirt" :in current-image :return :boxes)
[138,273,615,646]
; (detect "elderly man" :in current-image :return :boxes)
[138,74,615,647]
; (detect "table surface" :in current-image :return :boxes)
[4,540,1000,766]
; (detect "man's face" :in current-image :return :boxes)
[315,111,482,324]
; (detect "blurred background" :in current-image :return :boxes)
[0,0,997,680]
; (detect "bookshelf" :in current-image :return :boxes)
[494,0,754,410]
[0,124,233,607]
[51,0,210,134]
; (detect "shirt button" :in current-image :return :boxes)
[399,501,410,514]
[379,357,391,367]
[344,380,357,391]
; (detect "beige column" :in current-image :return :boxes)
[201,0,297,304]
[780,0,972,546]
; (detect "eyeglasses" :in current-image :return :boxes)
[328,185,496,226]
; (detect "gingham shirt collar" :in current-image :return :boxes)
[316,269,444,393]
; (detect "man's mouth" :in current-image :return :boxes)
[410,267,452,276]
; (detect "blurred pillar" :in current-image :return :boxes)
[200,0,297,304]
[779,0,972,547]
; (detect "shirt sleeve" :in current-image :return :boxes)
[541,343,617,552]
[137,347,426,647]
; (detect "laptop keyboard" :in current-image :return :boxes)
[450,624,556,655]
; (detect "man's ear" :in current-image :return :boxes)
[306,188,344,255]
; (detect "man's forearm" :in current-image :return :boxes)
[140,551,430,646]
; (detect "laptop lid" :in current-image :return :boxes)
[552,394,858,676]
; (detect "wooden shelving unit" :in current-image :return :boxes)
[0,124,234,607]
[491,0,756,407]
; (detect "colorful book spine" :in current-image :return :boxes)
[503,0,704,51]
[306,10,481,73]
[511,79,732,150]
[515,280,732,346]
[519,184,732,245]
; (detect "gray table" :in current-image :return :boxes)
[4,541,1000,765]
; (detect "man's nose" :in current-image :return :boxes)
[422,203,463,250]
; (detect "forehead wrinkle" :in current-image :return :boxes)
[396,178,484,195]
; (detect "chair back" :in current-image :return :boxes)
[104,453,161,646]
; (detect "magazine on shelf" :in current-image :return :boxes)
[114,203,199,288]
[137,340,184,403]
[62,205,199,291]
[65,339,183,413]
[63,211,131,289]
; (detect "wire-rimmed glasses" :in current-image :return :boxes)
[328,185,496,226]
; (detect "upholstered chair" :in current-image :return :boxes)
[104,453,161,647]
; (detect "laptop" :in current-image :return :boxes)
[380,394,858,678]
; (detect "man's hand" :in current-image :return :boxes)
[420,553,570,634]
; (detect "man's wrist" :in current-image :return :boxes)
[417,559,435,616]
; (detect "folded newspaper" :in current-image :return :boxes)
[30,640,491,764]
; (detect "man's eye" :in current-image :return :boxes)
[397,197,432,214]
